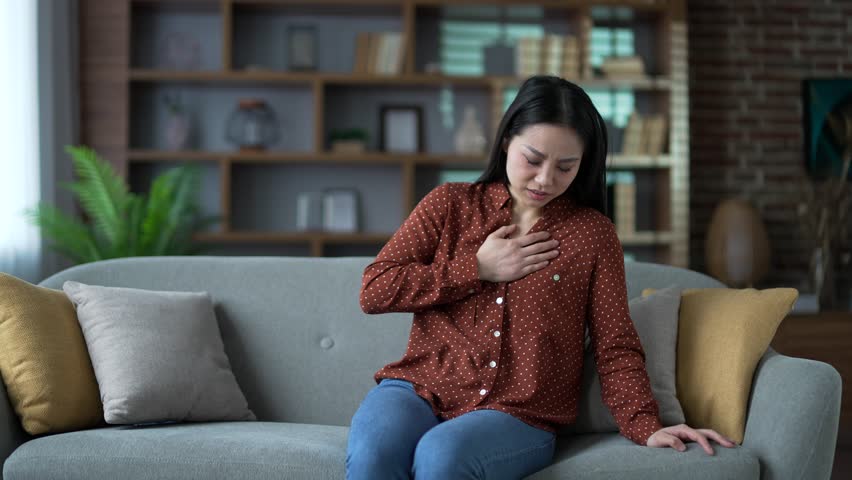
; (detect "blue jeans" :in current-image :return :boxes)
[346,378,556,480]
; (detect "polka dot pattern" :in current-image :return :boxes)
[359,182,663,446]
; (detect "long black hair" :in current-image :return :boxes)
[476,75,608,216]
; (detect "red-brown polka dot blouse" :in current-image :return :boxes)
[360,181,663,446]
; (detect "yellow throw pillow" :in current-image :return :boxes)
[642,287,798,443]
[0,273,103,435]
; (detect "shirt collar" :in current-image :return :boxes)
[486,182,571,220]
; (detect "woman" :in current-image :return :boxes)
[347,75,735,479]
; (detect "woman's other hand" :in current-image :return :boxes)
[646,424,738,455]
[476,224,559,283]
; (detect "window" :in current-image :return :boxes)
[0,1,41,281]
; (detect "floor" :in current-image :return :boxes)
[832,429,851,479]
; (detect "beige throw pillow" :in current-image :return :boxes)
[642,287,798,443]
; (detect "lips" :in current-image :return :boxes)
[526,189,550,200]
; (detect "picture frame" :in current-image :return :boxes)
[287,25,318,72]
[322,189,359,233]
[803,78,852,179]
[379,105,424,153]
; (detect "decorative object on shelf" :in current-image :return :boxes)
[287,25,318,71]
[329,128,368,154]
[704,197,771,288]
[600,55,646,78]
[353,31,404,75]
[796,147,851,311]
[158,32,201,70]
[24,146,217,264]
[322,189,359,233]
[424,62,442,75]
[296,192,323,232]
[454,105,487,156]
[797,103,852,310]
[225,99,281,151]
[162,92,191,151]
[380,105,423,153]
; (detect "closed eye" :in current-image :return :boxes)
[526,157,573,173]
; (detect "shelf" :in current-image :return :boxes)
[608,155,672,169]
[619,231,673,246]
[195,230,672,247]
[128,70,672,90]
[127,149,487,165]
[194,231,392,244]
[129,150,668,168]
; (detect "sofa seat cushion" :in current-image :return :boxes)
[529,433,759,480]
[3,422,348,480]
[5,423,760,480]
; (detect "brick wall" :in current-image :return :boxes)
[688,0,852,305]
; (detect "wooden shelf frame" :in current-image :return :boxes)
[91,0,689,263]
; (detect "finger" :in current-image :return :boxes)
[520,239,559,256]
[521,261,549,275]
[680,428,714,455]
[489,224,516,239]
[664,433,687,452]
[515,231,551,247]
[523,250,559,266]
[697,429,737,447]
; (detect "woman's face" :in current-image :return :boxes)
[504,123,584,215]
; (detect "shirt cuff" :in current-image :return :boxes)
[447,252,483,294]
[629,413,665,446]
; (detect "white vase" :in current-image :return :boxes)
[454,105,486,155]
[164,112,191,150]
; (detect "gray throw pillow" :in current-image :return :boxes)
[63,281,256,425]
[561,285,684,435]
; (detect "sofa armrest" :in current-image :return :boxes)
[743,348,841,480]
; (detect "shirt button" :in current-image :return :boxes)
[468,289,475,294]
[493,330,501,337]
[496,297,504,304]
[489,360,497,368]
[479,389,487,395]
[553,274,560,281]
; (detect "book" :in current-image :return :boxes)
[644,115,668,155]
[622,113,645,154]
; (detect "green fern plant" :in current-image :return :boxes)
[25,145,218,264]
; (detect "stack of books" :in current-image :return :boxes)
[622,113,667,155]
[353,32,404,75]
[599,55,646,78]
[515,34,580,79]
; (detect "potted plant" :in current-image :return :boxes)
[26,145,218,264]
[329,128,368,154]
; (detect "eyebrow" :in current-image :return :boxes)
[523,145,580,163]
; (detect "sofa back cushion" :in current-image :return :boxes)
[39,256,725,428]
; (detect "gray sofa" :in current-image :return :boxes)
[0,256,841,480]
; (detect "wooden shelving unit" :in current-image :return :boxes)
[80,0,689,263]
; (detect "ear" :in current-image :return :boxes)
[501,137,509,152]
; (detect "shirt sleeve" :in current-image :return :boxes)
[586,220,664,446]
[359,183,483,314]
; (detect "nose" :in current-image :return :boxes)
[535,164,555,187]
